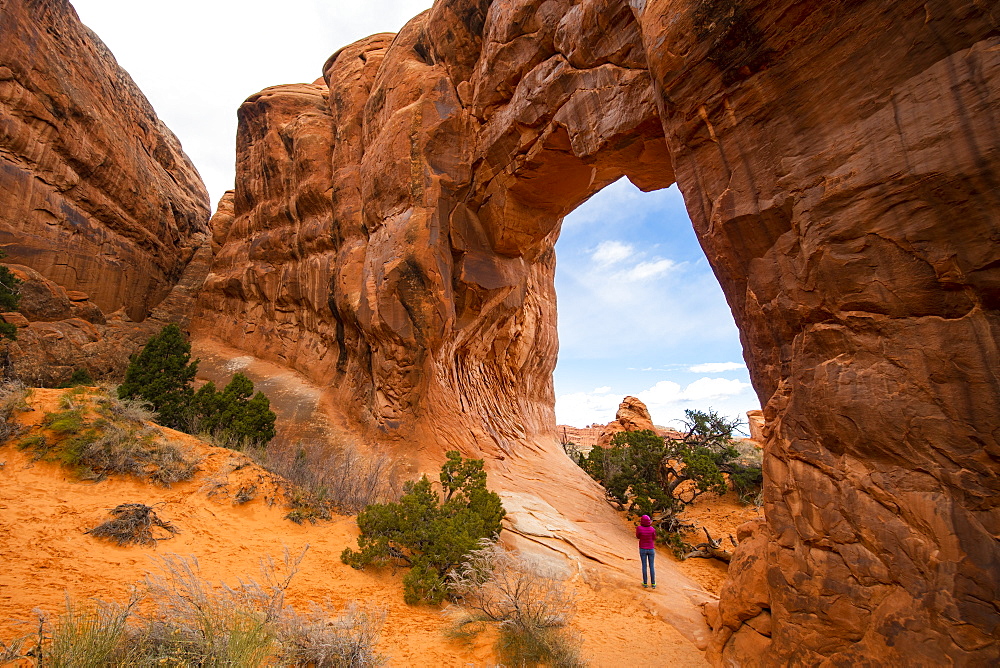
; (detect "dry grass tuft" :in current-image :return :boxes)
[0,380,28,443]
[86,503,179,547]
[1,549,387,666]
[251,438,402,521]
[446,542,585,668]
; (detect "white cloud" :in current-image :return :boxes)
[592,386,612,394]
[556,377,756,428]
[591,241,633,266]
[616,258,676,282]
[688,362,746,373]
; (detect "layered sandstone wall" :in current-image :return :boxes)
[0,0,211,383]
[194,0,998,663]
[634,1,1000,663]
[0,0,210,324]
[194,2,672,453]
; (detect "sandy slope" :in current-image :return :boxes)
[190,337,739,653]
[0,389,711,666]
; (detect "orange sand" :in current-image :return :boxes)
[0,389,709,666]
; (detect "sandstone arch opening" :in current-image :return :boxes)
[186,1,999,664]
[552,178,759,432]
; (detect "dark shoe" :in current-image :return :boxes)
[642,583,648,588]
[651,584,657,589]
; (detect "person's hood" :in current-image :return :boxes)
[640,515,652,526]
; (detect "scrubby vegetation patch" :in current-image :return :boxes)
[2,550,386,666]
[342,451,505,605]
[447,542,584,668]
[12,388,199,486]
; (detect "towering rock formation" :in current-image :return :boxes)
[0,0,211,382]
[196,0,999,662]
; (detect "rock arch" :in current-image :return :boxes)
[194,0,999,663]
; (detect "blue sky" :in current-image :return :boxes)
[70,0,760,431]
[554,180,759,429]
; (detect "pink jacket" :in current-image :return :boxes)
[636,516,656,549]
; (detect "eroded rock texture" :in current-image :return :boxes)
[638,1,1000,664]
[194,6,672,453]
[0,0,210,324]
[197,0,998,663]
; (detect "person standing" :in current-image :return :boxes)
[636,515,656,588]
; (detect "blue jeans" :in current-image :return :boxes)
[639,548,656,585]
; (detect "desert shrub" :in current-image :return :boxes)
[44,595,143,667]
[0,380,28,442]
[447,542,584,668]
[142,551,386,667]
[190,373,276,448]
[86,503,179,547]
[274,601,386,668]
[285,487,334,525]
[730,439,764,504]
[136,553,289,666]
[0,250,21,341]
[42,408,84,436]
[3,551,386,667]
[118,325,278,448]
[97,394,156,424]
[580,409,747,540]
[118,324,198,430]
[342,451,506,605]
[27,391,198,485]
[57,368,94,388]
[255,438,402,518]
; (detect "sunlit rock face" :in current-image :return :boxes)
[193,5,673,454]
[637,1,1000,663]
[0,0,210,323]
[196,0,998,663]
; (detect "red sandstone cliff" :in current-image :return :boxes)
[3,0,996,663]
[0,0,211,383]
[193,0,1000,663]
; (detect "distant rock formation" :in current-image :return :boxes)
[0,0,211,383]
[194,0,999,663]
[595,396,681,449]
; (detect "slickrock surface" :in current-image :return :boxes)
[0,0,209,323]
[196,0,999,663]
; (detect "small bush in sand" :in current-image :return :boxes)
[44,594,143,667]
[96,394,157,424]
[86,503,180,547]
[42,408,84,435]
[141,550,386,667]
[6,550,387,667]
[342,451,505,605]
[273,601,386,668]
[446,542,584,668]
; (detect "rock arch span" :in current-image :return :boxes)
[193,0,999,663]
